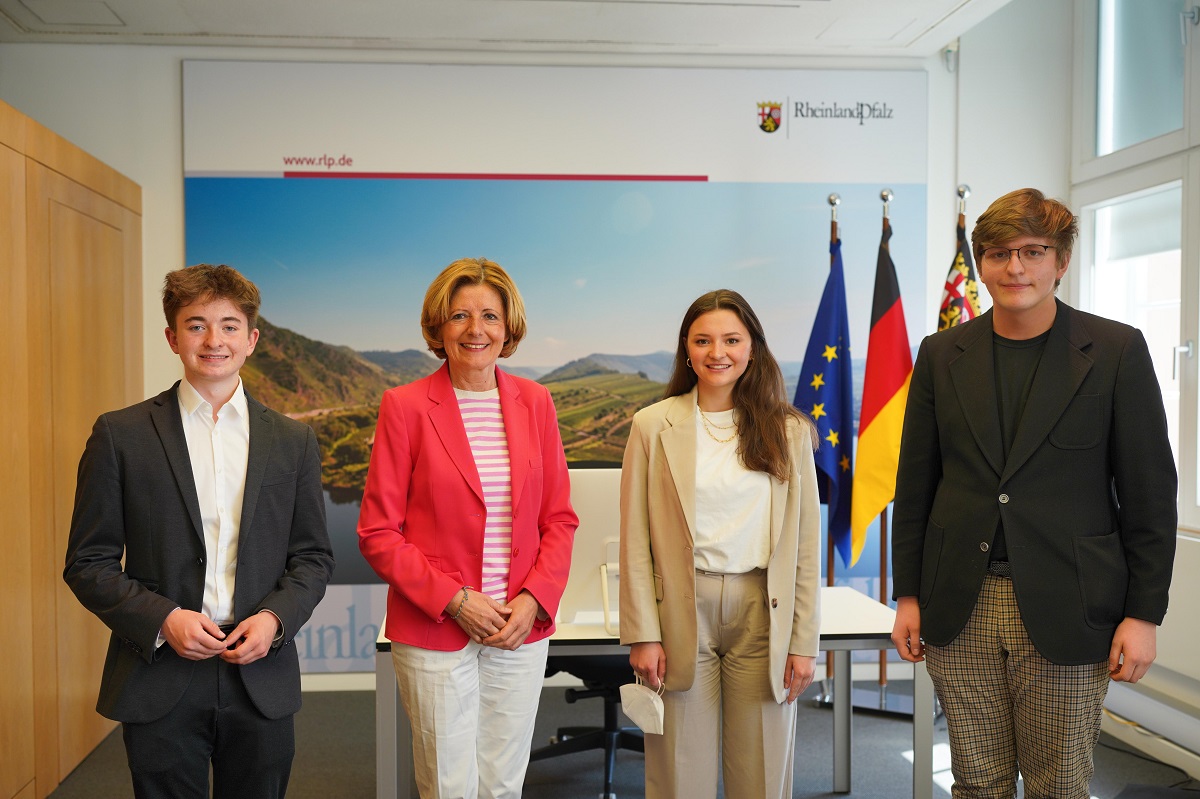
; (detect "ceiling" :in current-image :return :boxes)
[0,0,1011,59]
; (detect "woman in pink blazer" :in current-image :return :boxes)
[358,258,578,799]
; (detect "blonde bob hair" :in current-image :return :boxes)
[421,257,527,360]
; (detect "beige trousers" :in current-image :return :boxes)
[645,569,797,799]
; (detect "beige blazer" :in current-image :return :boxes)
[618,390,821,704]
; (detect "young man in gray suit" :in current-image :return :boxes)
[890,189,1177,799]
[65,264,335,799]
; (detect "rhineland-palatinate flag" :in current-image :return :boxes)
[794,239,855,567]
[938,213,982,330]
[850,219,912,565]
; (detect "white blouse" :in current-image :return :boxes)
[692,405,772,573]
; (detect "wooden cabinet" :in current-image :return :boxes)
[0,99,35,799]
[0,98,142,799]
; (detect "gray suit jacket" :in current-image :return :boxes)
[64,382,335,723]
[892,301,1176,664]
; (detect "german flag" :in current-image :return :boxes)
[850,219,912,564]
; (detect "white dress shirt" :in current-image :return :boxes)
[177,378,251,625]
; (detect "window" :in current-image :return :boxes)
[1087,185,1182,469]
[1095,0,1185,156]
[1073,0,1199,530]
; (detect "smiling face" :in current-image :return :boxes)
[686,309,753,408]
[165,296,259,401]
[979,235,1069,337]
[440,283,507,390]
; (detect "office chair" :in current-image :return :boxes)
[529,654,644,799]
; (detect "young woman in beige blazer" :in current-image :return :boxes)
[619,289,822,799]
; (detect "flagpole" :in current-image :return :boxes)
[877,189,893,702]
[825,192,840,686]
[957,184,971,236]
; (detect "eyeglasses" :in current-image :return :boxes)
[981,244,1056,268]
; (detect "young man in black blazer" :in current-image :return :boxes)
[890,189,1177,799]
[64,264,335,798]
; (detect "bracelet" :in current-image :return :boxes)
[450,587,470,620]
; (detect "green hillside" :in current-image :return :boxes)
[303,406,379,494]
[242,317,398,414]
[243,318,669,487]
[540,357,618,383]
[546,372,664,466]
[359,349,443,385]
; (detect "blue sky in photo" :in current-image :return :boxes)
[185,177,928,368]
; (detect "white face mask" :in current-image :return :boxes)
[620,676,666,735]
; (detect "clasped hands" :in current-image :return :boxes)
[161,608,280,665]
[449,588,541,651]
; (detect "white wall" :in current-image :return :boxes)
[0,3,1079,600]
[1,2,1076,394]
[0,0,1072,383]
[956,0,1075,297]
[0,42,971,398]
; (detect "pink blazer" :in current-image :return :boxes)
[358,363,578,650]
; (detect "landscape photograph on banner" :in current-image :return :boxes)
[185,175,925,583]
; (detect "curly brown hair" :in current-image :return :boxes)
[162,264,261,331]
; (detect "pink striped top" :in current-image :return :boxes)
[456,389,513,602]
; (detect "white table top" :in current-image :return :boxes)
[378,585,895,650]
[817,585,896,641]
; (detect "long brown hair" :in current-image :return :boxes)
[664,289,811,483]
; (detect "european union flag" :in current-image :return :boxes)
[794,239,856,567]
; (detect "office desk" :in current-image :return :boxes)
[376,586,934,799]
[819,586,935,798]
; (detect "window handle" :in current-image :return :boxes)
[1183,6,1199,47]
[1174,340,1194,381]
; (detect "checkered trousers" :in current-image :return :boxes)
[925,574,1110,799]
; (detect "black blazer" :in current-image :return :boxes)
[64,383,335,723]
[892,301,1176,665]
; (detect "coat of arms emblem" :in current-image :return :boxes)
[757,102,782,133]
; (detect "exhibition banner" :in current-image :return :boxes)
[183,60,928,672]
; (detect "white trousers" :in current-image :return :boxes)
[391,638,549,799]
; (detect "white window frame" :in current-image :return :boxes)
[1071,0,1200,532]
[1071,0,1192,183]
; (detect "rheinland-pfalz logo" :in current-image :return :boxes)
[757,101,782,133]
[793,100,894,126]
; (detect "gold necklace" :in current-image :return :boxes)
[698,408,736,444]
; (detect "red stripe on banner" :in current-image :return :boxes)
[281,171,709,181]
[858,300,911,432]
